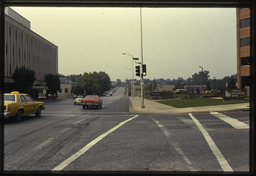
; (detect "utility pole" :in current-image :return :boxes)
[199,66,203,92]
[140,8,145,108]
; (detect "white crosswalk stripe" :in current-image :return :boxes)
[210,112,249,129]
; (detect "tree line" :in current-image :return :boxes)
[9,67,112,99]
[143,70,237,92]
[9,67,60,99]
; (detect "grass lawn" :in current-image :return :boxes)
[156,98,249,108]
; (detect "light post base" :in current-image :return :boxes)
[141,105,145,108]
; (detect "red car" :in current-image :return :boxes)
[81,95,103,109]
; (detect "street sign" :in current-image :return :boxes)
[223,89,247,101]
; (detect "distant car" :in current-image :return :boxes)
[73,95,84,99]
[74,97,83,105]
[81,95,103,109]
[4,91,45,121]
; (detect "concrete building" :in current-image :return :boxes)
[4,7,58,97]
[155,84,175,92]
[236,8,251,90]
[184,85,207,93]
[58,78,73,99]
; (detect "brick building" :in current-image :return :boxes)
[236,8,251,90]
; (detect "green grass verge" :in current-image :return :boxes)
[156,98,249,108]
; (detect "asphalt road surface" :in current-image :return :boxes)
[4,87,250,173]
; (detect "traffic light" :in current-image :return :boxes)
[135,65,140,76]
[142,64,147,76]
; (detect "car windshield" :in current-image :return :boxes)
[85,96,98,99]
[4,95,16,102]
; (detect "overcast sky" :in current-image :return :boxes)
[10,7,237,81]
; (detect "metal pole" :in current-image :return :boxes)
[199,66,203,92]
[123,53,135,99]
[132,59,134,99]
[140,8,145,108]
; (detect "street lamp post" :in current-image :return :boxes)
[199,66,203,92]
[140,8,145,108]
[122,53,139,99]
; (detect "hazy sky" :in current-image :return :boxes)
[11,7,237,81]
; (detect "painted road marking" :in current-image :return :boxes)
[188,113,233,171]
[73,119,86,125]
[152,118,197,171]
[60,128,70,133]
[52,115,139,171]
[210,112,249,129]
[36,137,54,150]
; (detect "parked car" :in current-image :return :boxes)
[81,95,103,109]
[74,97,83,105]
[4,91,45,121]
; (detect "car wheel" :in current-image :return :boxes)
[16,110,23,121]
[35,107,42,117]
[83,105,86,109]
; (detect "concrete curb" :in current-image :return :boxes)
[129,97,250,114]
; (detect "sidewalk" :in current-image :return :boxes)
[129,97,250,114]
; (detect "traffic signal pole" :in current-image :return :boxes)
[140,8,145,109]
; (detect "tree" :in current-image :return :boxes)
[97,72,111,95]
[71,84,84,95]
[224,74,237,89]
[152,79,157,91]
[190,70,210,85]
[45,74,60,100]
[174,77,185,90]
[78,71,111,95]
[12,66,36,93]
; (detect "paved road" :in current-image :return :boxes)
[4,87,250,172]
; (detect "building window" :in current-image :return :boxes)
[59,88,62,93]
[21,32,23,42]
[6,44,8,55]
[65,88,68,93]
[240,18,250,28]
[240,38,250,47]
[241,57,251,65]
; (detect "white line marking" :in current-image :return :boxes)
[36,138,54,150]
[188,113,233,171]
[210,112,249,129]
[73,119,85,125]
[152,118,196,171]
[60,128,70,133]
[52,115,139,171]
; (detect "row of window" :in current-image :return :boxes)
[59,88,69,94]
[8,24,42,48]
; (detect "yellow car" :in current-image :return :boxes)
[4,91,45,121]
[74,97,83,105]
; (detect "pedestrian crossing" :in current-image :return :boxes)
[210,112,249,129]
[184,112,250,130]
